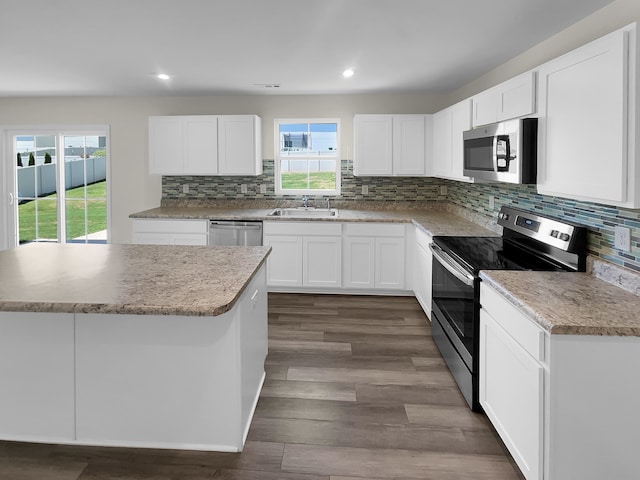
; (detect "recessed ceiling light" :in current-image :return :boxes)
[342,68,355,78]
[157,74,170,80]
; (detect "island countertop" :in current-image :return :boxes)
[0,243,271,317]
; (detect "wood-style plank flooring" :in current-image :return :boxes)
[0,293,524,479]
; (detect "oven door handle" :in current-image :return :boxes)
[429,243,475,286]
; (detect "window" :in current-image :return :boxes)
[275,119,340,195]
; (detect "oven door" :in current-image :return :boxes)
[429,243,477,366]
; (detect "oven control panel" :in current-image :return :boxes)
[497,206,584,251]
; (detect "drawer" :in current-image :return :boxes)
[132,219,208,234]
[480,283,546,361]
[344,223,406,237]
[263,221,342,236]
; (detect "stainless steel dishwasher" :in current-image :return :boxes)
[208,220,263,246]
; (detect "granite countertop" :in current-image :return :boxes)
[130,206,497,237]
[480,270,640,336]
[0,243,270,317]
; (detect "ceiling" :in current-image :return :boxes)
[0,0,615,97]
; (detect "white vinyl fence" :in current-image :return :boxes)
[17,157,106,198]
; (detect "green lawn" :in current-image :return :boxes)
[281,171,336,190]
[19,181,106,243]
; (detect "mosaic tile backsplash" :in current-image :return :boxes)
[162,159,640,273]
[446,181,640,273]
[162,160,447,202]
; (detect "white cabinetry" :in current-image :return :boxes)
[149,116,218,175]
[480,282,640,480]
[218,115,263,175]
[149,115,262,176]
[343,223,406,290]
[472,71,536,127]
[432,99,474,181]
[354,114,430,176]
[536,24,639,208]
[263,222,342,289]
[413,227,433,318]
[480,285,543,480]
[132,219,208,245]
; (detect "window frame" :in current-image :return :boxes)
[274,118,341,196]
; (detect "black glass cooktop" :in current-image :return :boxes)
[433,235,564,275]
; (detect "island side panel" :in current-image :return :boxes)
[239,266,268,445]
[75,310,244,451]
[0,312,75,442]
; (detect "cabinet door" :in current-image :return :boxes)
[375,237,405,289]
[218,115,261,175]
[499,71,535,121]
[132,232,172,245]
[472,89,499,127]
[184,116,218,175]
[303,236,342,288]
[450,99,473,181]
[392,115,426,175]
[431,109,452,178]
[170,234,208,246]
[343,236,376,289]
[537,29,629,205]
[263,236,303,287]
[413,229,432,317]
[149,116,184,175]
[354,115,393,176]
[480,310,543,480]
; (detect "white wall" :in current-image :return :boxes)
[448,0,640,104]
[0,94,442,243]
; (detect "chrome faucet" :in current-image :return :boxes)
[302,195,309,208]
[326,198,331,209]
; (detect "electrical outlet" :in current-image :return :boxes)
[259,184,267,194]
[362,185,369,195]
[240,184,247,194]
[440,185,448,196]
[182,184,189,194]
[614,225,631,251]
[489,195,495,210]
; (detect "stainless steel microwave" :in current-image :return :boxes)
[462,118,537,184]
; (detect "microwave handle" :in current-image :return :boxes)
[494,134,511,171]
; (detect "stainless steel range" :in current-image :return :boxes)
[429,206,587,411]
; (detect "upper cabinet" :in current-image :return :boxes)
[354,114,431,176]
[218,115,263,176]
[431,99,474,182]
[472,71,536,127]
[149,115,262,176]
[536,23,639,208]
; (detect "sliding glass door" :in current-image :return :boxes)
[10,129,109,246]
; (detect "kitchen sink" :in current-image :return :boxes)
[268,207,339,218]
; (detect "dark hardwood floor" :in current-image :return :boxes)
[0,293,524,479]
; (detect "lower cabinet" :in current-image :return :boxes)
[132,219,208,246]
[343,223,406,290]
[263,235,303,287]
[263,222,342,289]
[480,282,640,480]
[264,221,408,292]
[413,227,433,318]
[480,296,543,480]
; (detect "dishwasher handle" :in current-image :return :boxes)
[208,222,262,230]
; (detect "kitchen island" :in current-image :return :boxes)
[0,243,270,452]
